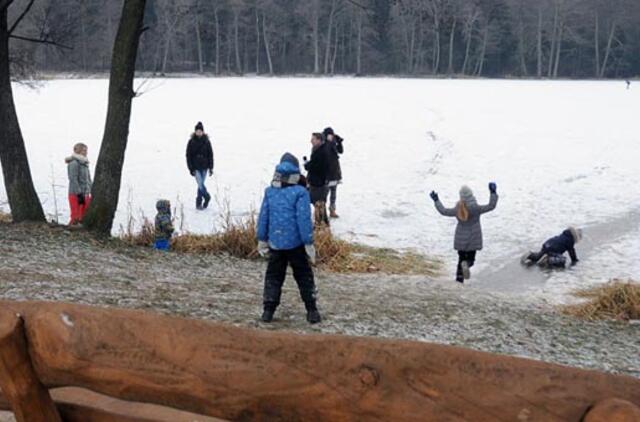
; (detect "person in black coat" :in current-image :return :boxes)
[186,121,214,210]
[524,227,583,267]
[323,127,344,218]
[303,132,331,226]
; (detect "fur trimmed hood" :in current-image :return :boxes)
[568,226,583,244]
[65,153,89,165]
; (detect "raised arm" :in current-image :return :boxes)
[434,200,458,217]
[478,183,499,214]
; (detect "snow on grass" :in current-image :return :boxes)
[4,77,639,299]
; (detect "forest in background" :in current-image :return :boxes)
[8,0,640,79]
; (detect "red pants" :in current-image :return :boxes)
[69,194,91,224]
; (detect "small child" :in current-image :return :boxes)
[523,227,582,268]
[257,153,321,324]
[154,199,174,251]
[65,143,92,225]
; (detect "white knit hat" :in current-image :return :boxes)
[568,227,583,243]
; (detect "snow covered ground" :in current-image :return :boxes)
[3,77,639,301]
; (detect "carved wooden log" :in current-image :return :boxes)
[0,388,225,422]
[583,398,640,422]
[1,301,640,422]
[0,310,62,422]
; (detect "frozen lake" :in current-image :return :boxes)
[4,77,640,300]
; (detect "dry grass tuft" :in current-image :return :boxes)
[314,228,441,276]
[171,213,258,258]
[562,280,640,322]
[0,209,12,223]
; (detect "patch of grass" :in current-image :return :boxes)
[562,280,640,322]
[315,228,441,276]
[119,205,440,276]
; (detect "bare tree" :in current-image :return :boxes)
[83,0,147,235]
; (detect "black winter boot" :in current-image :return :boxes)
[203,192,211,209]
[261,308,275,323]
[196,196,203,210]
[305,303,321,324]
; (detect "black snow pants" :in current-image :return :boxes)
[456,251,477,283]
[263,246,317,311]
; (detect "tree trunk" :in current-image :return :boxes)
[331,22,339,74]
[461,29,473,75]
[432,14,440,75]
[553,22,563,78]
[255,7,260,74]
[599,22,616,78]
[313,4,320,74]
[547,3,558,78]
[447,18,456,76]
[356,11,362,75]
[0,7,45,223]
[83,0,146,235]
[214,8,220,75]
[518,16,528,76]
[262,13,274,75]
[594,12,600,77]
[233,11,242,74]
[324,0,337,74]
[475,25,488,76]
[195,12,204,73]
[537,5,543,78]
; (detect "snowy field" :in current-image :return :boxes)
[3,77,640,301]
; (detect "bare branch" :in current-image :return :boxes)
[9,34,72,50]
[8,0,35,34]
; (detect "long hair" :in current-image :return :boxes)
[456,200,469,222]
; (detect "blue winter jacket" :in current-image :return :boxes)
[543,230,578,262]
[257,162,313,250]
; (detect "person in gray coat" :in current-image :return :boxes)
[65,143,92,225]
[430,183,498,283]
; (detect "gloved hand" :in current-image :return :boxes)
[209,169,213,177]
[257,241,270,258]
[77,194,85,205]
[303,156,308,163]
[335,135,344,144]
[429,191,439,202]
[305,244,316,265]
[489,182,497,194]
[190,170,195,177]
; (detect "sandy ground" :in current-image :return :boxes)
[0,222,638,379]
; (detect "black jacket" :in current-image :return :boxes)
[186,134,214,173]
[326,135,344,182]
[304,142,330,187]
[543,230,578,263]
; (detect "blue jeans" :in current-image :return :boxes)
[155,239,170,251]
[195,170,210,203]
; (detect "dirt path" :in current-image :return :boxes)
[0,223,638,378]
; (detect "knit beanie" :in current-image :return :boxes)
[195,121,204,132]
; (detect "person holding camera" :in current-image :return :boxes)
[323,127,344,219]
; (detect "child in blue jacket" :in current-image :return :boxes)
[257,153,320,324]
[154,199,174,251]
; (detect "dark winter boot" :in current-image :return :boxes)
[261,308,275,323]
[196,196,203,210]
[306,309,322,324]
[329,206,339,219]
[203,192,211,209]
